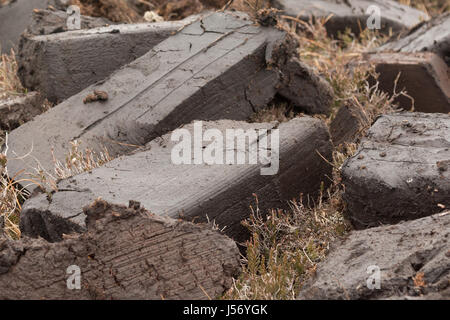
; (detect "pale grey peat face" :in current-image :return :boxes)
[0,0,449,301]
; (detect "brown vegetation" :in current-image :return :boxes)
[70,0,143,22]
[0,49,26,100]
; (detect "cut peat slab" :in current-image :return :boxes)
[378,12,450,65]
[366,52,449,113]
[341,112,450,229]
[23,8,113,36]
[273,0,428,36]
[0,2,111,53]
[0,200,241,300]
[18,12,197,103]
[329,103,370,146]
[0,92,45,131]
[5,11,332,186]
[20,117,333,242]
[299,211,450,300]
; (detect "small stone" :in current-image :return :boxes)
[144,11,164,23]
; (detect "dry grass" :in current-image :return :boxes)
[0,140,30,239]
[224,195,347,299]
[24,140,113,192]
[230,0,271,13]
[249,15,403,128]
[69,0,235,22]
[224,144,356,299]
[397,0,449,16]
[250,99,296,123]
[0,51,29,237]
[0,163,22,239]
[70,0,143,22]
[0,49,26,100]
[285,16,390,117]
[53,140,112,180]
[0,136,113,237]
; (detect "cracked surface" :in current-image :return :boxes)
[342,112,450,229]
[7,11,332,190]
[20,117,332,242]
[1,200,241,299]
[299,211,450,300]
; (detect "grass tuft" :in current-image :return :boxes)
[398,0,449,16]
[0,137,113,237]
[0,49,26,100]
[0,139,27,239]
[53,140,113,180]
[250,99,296,123]
[224,145,355,300]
